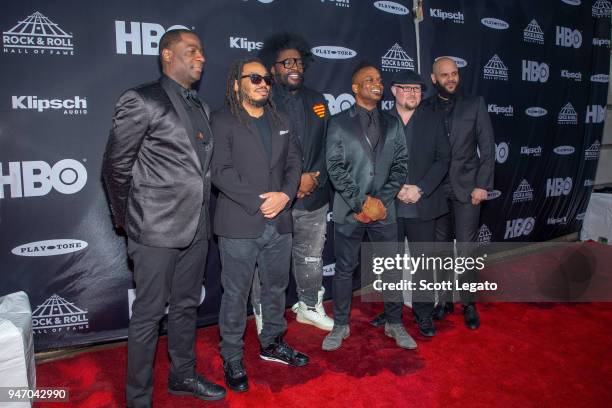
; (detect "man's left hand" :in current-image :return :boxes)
[260,192,290,218]
[404,185,422,203]
[471,188,488,205]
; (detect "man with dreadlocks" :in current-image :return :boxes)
[211,57,306,393]
[247,32,333,333]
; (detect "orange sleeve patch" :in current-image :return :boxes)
[313,103,326,118]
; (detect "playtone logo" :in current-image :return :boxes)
[590,74,609,83]
[312,45,357,59]
[230,36,262,52]
[525,107,547,117]
[12,239,88,257]
[0,159,87,199]
[481,18,509,30]
[3,11,74,56]
[12,96,87,115]
[115,20,189,55]
[553,145,575,155]
[374,1,409,15]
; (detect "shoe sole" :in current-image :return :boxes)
[296,313,333,332]
[384,332,418,350]
[168,389,226,401]
[259,354,308,367]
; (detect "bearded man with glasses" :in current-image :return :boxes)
[211,57,306,393]
[247,33,333,334]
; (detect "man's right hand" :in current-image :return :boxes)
[362,196,387,221]
[297,171,320,199]
[353,211,372,224]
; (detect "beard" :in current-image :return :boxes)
[277,72,303,91]
[434,80,459,99]
[240,88,268,108]
[397,100,419,111]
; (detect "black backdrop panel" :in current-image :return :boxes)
[0,0,416,350]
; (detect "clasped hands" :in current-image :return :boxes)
[296,171,320,199]
[397,184,422,204]
[353,196,387,224]
[260,192,290,219]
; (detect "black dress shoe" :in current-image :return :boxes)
[260,336,309,367]
[463,303,480,330]
[223,359,248,392]
[415,316,436,337]
[168,373,226,401]
[370,312,387,327]
[432,302,454,321]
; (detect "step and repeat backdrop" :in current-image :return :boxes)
[0,0,609,351]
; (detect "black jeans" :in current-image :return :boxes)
[397,217,436,319]
[218,223,292,362]
[126,230,207,408]
[435,185,480,304]
[332,222,403,325]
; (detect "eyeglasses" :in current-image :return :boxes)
[275,57,305,69]
[393,85,422,94]
[241,74,274,86]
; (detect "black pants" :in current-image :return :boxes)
[218,223,291,362]
[435,186,480,304]
[126,230,207,408]
[333,222,402,325]
[397,217,436,319]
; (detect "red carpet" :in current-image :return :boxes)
[36,299,612,407]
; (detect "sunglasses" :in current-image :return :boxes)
[275,57,305,69]
[240,74,274,86]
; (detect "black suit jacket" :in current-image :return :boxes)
[102,76,213,248]
[393,106,451,221]
[425,94,495,203]
[326,105,407,224]
[210,107,302,238]
[272,86,330,211]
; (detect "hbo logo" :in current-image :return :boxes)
[522,60,549,82]
[0,159,88,198]
[556,26,582,48]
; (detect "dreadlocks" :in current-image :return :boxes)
[258,32,314,70]
[224,57,284,128]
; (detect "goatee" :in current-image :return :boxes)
[435,81,458,99]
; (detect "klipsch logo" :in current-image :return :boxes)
[3,11,74,55]
[556,26,582,48]
[593,38,611,47]
[115,21,190,55]
[546,177,572,197]
[381,100,395,111]
[483,55,508,80]
[512,179,534,203]
[0,159,88,199]
[12,96,87,115]
[12,239,88,257]
[553,145,575,155]
[324,93,355,115]
[524,19,544,44]
[505,217,535,239]
[322,0,350,8]
[522,60,549,83]
[477,224,492,244]
[547,216,568,225]
[592,0,612,17]
[312,46,357,59]
[481,18,509,30]
[32,294,89,335]
[374,1,409,15]
[430,9,464,23]
[526,107,547,117]
[488,104,514,116]
[561,70,582,82]
[520,146,542,156]
[585,140,601,160]
[558,103,578,124]
[381,43,415,71]
[230,36,263,52]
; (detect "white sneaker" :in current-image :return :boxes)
[253,305,263,335]
[295,301,334,331]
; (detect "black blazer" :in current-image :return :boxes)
[210,107,302,239]
[393,106,451,221]
[102,76,213,248]
[272,86,330,211]
[424,94,495,203]
[326,105,407,224]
